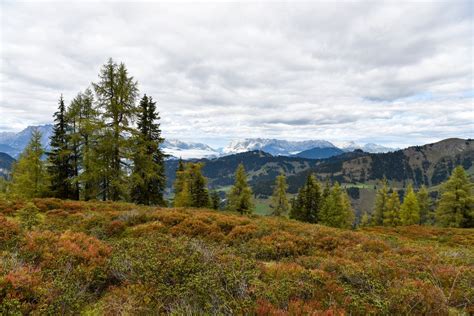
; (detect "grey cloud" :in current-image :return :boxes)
[0,1,472,148]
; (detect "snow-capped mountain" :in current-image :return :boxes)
[336,141,397,153]
[223,138,336,156]
[162,139,221,159]
[0,125,53,158]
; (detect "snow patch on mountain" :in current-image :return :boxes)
[223,138,336,156]
[335,141,397,153]
[162,139,221,159]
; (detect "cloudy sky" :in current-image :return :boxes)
[1,0,473,148]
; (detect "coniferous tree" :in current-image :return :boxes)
[400,184,420,225]
[290,173,322,223]
[435,166,474,228]
[92,58,139,201]
[417,185,432,225]
[372,178,389,226]
[210,191,221,210]
[130,95,166,205]
[10,129,48,198]
[173,162,209,208]
[319,182,354,228]
[69,88,101,200]
[270,173,289,216]
[383,190,401,226]
[227,163,254,214]
[47,95,74,199]
[359,211,371,228]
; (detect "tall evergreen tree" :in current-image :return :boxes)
[47,95,74,199]
[130,95,166,205]
[270,173,289,216]
[173,162,209,208]
[227,163,254,214]
[417,185,432,225]
[383,190,401,226]
[435,166,474,228]
[400,184,420,225]
[319,182,354,229]
[10,129,48,198]
[92,58,139,201]
[290,173,322,223]
[210,191,221,210]
[372,178,389,226]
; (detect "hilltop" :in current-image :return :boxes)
[1,198,472,314]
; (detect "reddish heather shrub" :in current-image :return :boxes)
[361,239,390,253]
[169,217,224,241]
[387,279,448,315]
[128,221,166,237]
[255,231,309,259]
[226,224,259,244]
[0,214,20,248]
[106,220,126,237]
[1,265,42,314]
[153,210,187,226]
[32,198,63,211]
[57,231,111,266]
[0,199,25,215]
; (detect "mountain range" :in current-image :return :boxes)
[0,125,397,159]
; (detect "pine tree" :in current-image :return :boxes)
[435,166,474,228]
[210,191,220,210]
[92,58,139,201]
[270,173,289,216]
[319,182,354,229]
[290,173,322,223]
[130,95,166,205]
[400,184,420,225]
[187,163,210,208]
[227,163,254,214]
[417,185,432,225]
[383,190,401,226]
[372,178,389,226]
[47,95,74,199]
[10,129,48,198]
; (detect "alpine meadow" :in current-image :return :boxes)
[0,1,473,315]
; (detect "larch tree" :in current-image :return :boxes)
[47,95,74,199]
[417,185,432,225]
[435,166,473,228]
[130,95,166,205]
[319,182,354,229]
[10,129,48,198]
[227,163,254,214]
[92,58,139,201]
[372,178,389,226]
[173,162,209,208]
[290,173,322,223]
[400,184,420,225]
[270,173,289,216]
[383,190,401,227]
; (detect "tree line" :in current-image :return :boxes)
[8,58,166,205]
[361,166,473,228]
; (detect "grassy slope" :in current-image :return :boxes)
[1,198,473,315]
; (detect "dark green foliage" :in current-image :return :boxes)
[227,163,254,214]
[210,191,220,210]
[130,95,166,205]
[436,166,474,228]
[372,178,389,226]
[47,95,75,199]
[290,173,322,223]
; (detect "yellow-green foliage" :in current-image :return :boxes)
[0,198,473,315]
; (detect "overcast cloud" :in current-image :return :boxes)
[0,0,473,148]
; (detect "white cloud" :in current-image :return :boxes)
[0,0,472,147]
